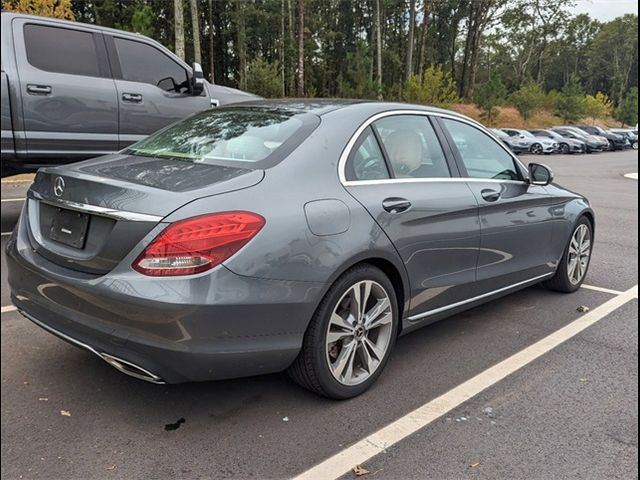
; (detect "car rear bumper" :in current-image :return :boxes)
[6,219,324,384]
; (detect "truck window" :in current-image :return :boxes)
[24,24,101,77]
[113,37,189,94]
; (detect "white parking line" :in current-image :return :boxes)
[1,232,11,236]
[1,305,17,313]
[624,173,638,180]
[0,198,24,203]
[294,284,638,480]
[581,284,624,295]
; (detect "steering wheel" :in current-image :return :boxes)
[355,156,386,180]
[492,169,516,180]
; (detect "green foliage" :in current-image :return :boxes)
[583,92,613,124]
[614,87,639,127]
[245,58,281,99]
[131,5,155,38]
[336,41,379,99]
[509,83,544,123]
[555,74,586,123]
[402,66,460,108]
[3,0,74,19]
[474,75,507,126]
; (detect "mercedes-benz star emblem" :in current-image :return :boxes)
[53,176,65,197]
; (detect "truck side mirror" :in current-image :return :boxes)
[190,63,205,96]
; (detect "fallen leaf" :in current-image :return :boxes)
[580,378,588,383]
[469,462,481,468]
[353,465,370,476]
[38,398,48,402]
[576,305,590,313]
[106,465,116,470]
[60,410,71,417]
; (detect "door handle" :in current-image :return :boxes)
[481,188,501,202]
[122,93,143,103]
[26,84,52,95]
[382,197,412,214]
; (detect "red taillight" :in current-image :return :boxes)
[133,211,265,276]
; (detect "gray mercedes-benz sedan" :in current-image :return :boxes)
[6,100,594,399]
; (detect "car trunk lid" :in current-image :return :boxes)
[25,154,264,274]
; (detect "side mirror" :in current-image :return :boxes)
[190,62,205,96]
[528,163,554,186]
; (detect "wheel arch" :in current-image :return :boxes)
[316,252,411,335]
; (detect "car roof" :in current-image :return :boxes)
[223,99,471,118]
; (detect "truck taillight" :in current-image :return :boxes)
[133,212,265,276]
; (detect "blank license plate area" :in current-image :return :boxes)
[48,208,90,249]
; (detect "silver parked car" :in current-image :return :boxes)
[501,128,558,154]
[6,101,595,399]
[529,129,586,154]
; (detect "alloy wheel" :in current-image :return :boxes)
[325,280,393,386]
[531,143,543,155]
[567,224,591,285]
[561,143,570,154]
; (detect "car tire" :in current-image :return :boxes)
[287,264,399,399]
[544,216,593,293]
[530,143,543,155]
[560,143,570,154]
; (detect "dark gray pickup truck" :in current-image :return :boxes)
[1,12,258,176]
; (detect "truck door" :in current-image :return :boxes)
[104,35,212,149]
[12,18,118,164]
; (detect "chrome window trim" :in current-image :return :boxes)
[28,190,163,223]
[408,272,554,322]
[338,109,529,186]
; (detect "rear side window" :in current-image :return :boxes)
[374,115,450,179]
[345,128,390,181]
[24,24,101,77]
[442,119,521,181]
[114,37,189,93]
[127,109,306,164]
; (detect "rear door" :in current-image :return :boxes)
[342,113,481,317]
[13,18,118,162]
[438,117,555,291]
[105,35,211,148]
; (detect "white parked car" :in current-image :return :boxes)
[501,129,558,155]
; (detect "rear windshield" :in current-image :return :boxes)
[127,108,318,167]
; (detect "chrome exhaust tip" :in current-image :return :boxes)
[100,353,165,384]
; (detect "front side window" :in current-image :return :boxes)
[345,128,390,181]
[114,37,189,93]
[442,119,521,181]
[127,109,305,164]
[24,24,101,77]
[374,115,450,178]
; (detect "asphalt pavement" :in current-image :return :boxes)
[1,150,637,480]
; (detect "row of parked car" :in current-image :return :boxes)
[491,125,639,155]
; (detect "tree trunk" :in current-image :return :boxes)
[189,0,201,64]
[281,0,286,96]
[236,1,246,90]
[288,0,295,95]
[297,0,305,97]
[174,0,185,60]
[417,0,432,77]
[208,0,214,82]
[405,0,416,84]
[375,0,382,97]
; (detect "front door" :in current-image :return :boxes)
[439,118,555,291]
[106,35,212,148]
[342,114,481,316]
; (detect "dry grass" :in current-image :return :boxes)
[449,103,623,130]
